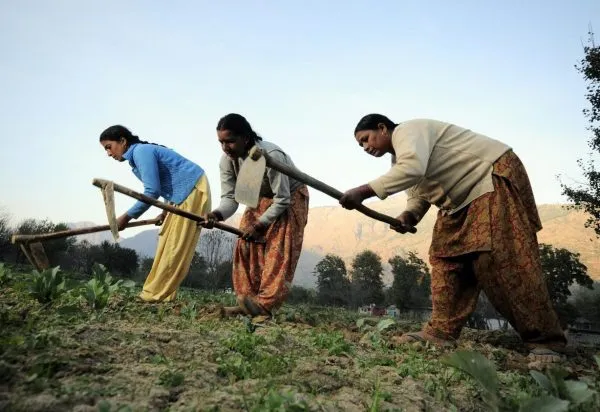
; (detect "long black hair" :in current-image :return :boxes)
[99,125,163,146]
[354,114,398,134]
[216,113,263,143]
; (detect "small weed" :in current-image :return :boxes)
[150,353,169,365]
[98,400,134,412]
[395,349,442,378]
[216,328,293,380]
[244,387,311,411]
[0,360,17,384]
[368,378,383,412]
[360,355,396,368]
[28,354,69,379]
[158,368,185,387]
[180,301,198,321]
[157,305,167,321]
[25,329,60,350]
[0,262,13,286]
[313,331,353,356]
[423,369,459,404]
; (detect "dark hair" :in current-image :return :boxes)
[354,114,398,134]
[216,113,262,142]
[99,125,162,146]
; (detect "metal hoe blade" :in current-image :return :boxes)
[234,154,266,208]
[101,181,120,241]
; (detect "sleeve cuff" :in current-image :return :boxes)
[126,207,143,219]
[368,180,389,200]
[258,215,273,227]
[405,198,430,222]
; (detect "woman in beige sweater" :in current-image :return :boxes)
[340,113,566,364]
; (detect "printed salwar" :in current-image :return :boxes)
[233,186,309,312]
[423,151,566,346]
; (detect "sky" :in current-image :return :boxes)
[1,1,599,236]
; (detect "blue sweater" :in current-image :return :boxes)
[122,143,204,218]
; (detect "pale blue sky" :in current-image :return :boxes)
[1,1,599,235]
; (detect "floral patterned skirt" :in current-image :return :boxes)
[232,185,309,311]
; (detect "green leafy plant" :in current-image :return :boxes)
[442,350,600,412]
[84,263,134,310]
[442,351,501,411]
[0,263,13,286]
[29,266,67,304]
[357,317,396,347]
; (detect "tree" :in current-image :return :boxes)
[181,252,209,289]
[350,250,385,307]
[561,30,600,235]
[286,285,316,305]
[539,243,594,327]
[572,282,600,324]
[60,240,93,276]
[196,229,235,290]
[181,252,233,292]
[62,240,139,277]
[214,260,233,291]
[388,251,431,310]
[315,254,351,306]
[0,209,12,261]
[136,256,155,283]
[14,218,74,265]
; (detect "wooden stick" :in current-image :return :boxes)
[250,147,417,234]
[11,218,160,244]
[19,243,44,271]
[92,178,250,240]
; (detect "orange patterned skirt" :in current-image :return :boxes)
[423,151,565,346]
[232,185,309,311]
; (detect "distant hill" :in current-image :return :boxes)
[72,196,600,288]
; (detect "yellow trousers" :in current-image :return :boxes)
[139,174,211,302]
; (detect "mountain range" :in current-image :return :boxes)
[69,194,600,288]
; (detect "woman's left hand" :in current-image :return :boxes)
[339,184,375,210]
[241,221,267,241]
[117,213,132,231]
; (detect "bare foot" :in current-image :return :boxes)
[526,347,563,370]
[222,306,245,317]
[390,330,456,349]
[237,295,271,318]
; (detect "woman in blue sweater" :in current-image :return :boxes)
[99,125,211,302]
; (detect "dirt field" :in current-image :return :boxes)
[1,267,598,411]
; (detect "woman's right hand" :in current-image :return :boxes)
[155,210,168,226]
[390,211,418,234]
[201,211,222,229]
